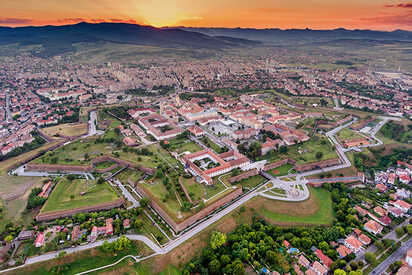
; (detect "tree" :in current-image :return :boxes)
[319,241,329,252]
[407,224,412,235]
[316,151,324,160]
[395,227,405,238]
[134,219,144,230]
[97,177,105,185]
[4,235,13,243]
[139,198,150,208]
[365,252,376,265]
[279,145,288,154]
[334,269,346,275]
[210,231,227,250]
[231,259,245,275]
[209,259,221,274]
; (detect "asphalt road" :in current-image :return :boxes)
[371,238,412,275]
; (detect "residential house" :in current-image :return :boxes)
[364,220,383,235]
[298,255,310,268]
[34,232,45,247]
[388,206,404,217]
[311,261,328,275]
[315,249,332,268]
[344,236,363,253]
[393,200,411,213]
[337,245,352,258]
[358,234,371,245]
[375,184,387,193]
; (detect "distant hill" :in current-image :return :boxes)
[176,27,412,45]
[0,22,260,56]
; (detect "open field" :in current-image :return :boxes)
[40,178,120,214]
[141,181,190,221]
[308,165,358,179]
[8,240,153,275]
[258,187,334,226]
[33,133,176,171]
[201,136,223,153]
[266,135,338,165]
[168,137,202,154]
[233,175,267,189]
[0,139,63,175]
[0,176,45,230]
[268,163,294,177]
[33,137,117,165]
[337,128,364,141]
[292,96,333,107]
[181,176,233,203]
[115,168,143,183]
[40,123,88,138]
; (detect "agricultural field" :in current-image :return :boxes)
[40,123,88,138]
[40,178,120,214]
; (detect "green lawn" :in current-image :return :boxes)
[337,128,364,141]
[94,160,117,169]
[141,181,188,221]
[158,265,182,275]
[181,177,205,202]
[15,240,151,275]
[261,187,334,226]
[234,175,267,189]
[41,178,120,213]
[34,137,179,172]
[115,168,143,183]
[268,164,294,177]
[168,137,202,154]
[266,135,338,165]
[33,137,117,165]
[201,136,223,153]
[181,175,234,202]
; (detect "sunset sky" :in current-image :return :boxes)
[0,0,412,30]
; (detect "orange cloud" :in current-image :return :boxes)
[0,18,33,25]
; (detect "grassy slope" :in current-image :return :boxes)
[260,187,334,225]
[0,140,62,175]
[41,179,119,213]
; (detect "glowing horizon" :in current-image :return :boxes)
[1,0,412,31]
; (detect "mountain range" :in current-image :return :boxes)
[1,22,412,56]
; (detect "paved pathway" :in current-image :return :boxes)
[371,238,412,275]
[110,179,139,209]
